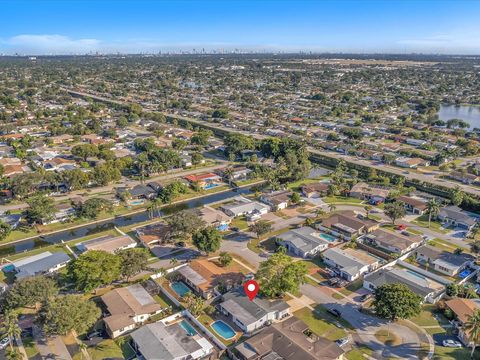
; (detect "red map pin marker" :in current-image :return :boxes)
[244,280,259,301]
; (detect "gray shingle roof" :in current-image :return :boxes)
[276,226,329,253]
[15,251,71,279]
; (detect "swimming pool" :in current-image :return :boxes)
[204,183,219,190]
[211,320,236,340]
[180,320,197,336]
[171,281,191,297]
[319,232,336,242]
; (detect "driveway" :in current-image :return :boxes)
[221,231,263,268]
[32,326,72,360]
[300,283,424,359]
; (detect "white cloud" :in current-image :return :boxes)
[2,34,101,54]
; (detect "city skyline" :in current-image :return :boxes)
[2,0,480,55]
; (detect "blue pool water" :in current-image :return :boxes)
[204,183,219,190]
[319,232,336,242]
[180,320,197,336]
[459,269,472,279]
[171,281,191,297]
[211,320,236,339]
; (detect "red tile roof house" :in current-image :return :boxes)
[184,172,222,189]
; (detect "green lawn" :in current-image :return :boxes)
[22,336,39,358]
[346,346,374,360]
[230,215,249,230]
[412,215,450,234]
[322,196,364,205]
[293,306,349,341]
[339,279,364,296]
[84,338,135,360]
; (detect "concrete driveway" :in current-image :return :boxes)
[300,283,424,359]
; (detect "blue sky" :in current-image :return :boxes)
[1,0,480,54]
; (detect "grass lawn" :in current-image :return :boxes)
[322,196,364,205]
[287,178,324,191]
[230,215,249,230]
[346,345,374,360]
[293,306,348,341]
[22,336,39,358]
[428,238,465,253]
[412,215,450,234]
[84,338,136,360]
[339,279,364,296]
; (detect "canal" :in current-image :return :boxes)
[0,185,253,258]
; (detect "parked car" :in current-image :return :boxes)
[328,278,340,286]
[335,337,349,347]
[0,337,10,350]
[87,330,104,340]
[359,293,372,302]
[442,339,462,348]
[176,241,186,248]
[327,308,342,317]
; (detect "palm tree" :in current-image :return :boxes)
[426,199,440,228]
[78,341,89,360]
[5,349,22,360]
[465,309,480,358]
[1,310,21,351]
[328,203,337,213]
[224,167,234,187]
[170,257,178,267]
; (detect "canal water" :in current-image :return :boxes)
[0,186,253,258]
[437,104,480,129]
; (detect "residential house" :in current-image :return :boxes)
[0,213,22,229]
[318,211,379,240]
[395,157,430,168]
[218,166,252,182]
[260,190,292,211]
[322,247,380,281]
[102,284,164,338]
[349,182,390,204]
[362,229,423,255]
[195,206,231,231]
[363,267,444,303]
[119,183,159,201]
[438,206,477,231]
[414,245,474,276]
[220,196,269,220]
[135,223,171,247]
[184,172,222,189]
[397,195,428,215]
[302,182,329,198]
[234,316,344,360]
[76,234,137,254]
[7,251,71,279]
[276,226,333,258]
[42,203,76,224]
[219,288,290,333]
[449,171,479,185]
[176,259,243,299]
[445,298,480,346]
[130,318,214,360]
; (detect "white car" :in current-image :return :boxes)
[0,337,10,350]
[442,339,462,348]
[335,337,349,347]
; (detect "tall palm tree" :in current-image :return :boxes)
[328,203,337,213]
[1,310,21,351]
[465,309,480,358]
[364,205,372,219]
[426,199,440,228]
[224,167,234,187]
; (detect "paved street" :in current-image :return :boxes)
[300,283,425,359]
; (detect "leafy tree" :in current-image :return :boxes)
[5,275,58,309]
[249,220,272,239]
[290,192,301,205]
[63,169,90,190]
[364,205,372,219]
[384,201,406,225]
[117,248,150,281]
[256,247,307,298]
[451,186,465,206]
[37,295,101,336]
[68,250,121,291]
[218,252,233,267]
[465,309,480,358]
[165,210,206,240]
[192,227,222,254]
[470,240,480,262]
[182,293,205,316]
[426,199,441,228]
[446,283,459,297]
[5,349,22,360]
[92,163,121,185]
[71,144,99,161]
[0,220,12,241]
[24,194,56,225]
[76,198,113,219]
[372,284,422,322]
[159,181,188,203]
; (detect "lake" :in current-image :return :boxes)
[437,104,480,129]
